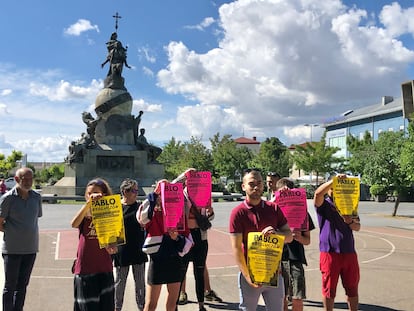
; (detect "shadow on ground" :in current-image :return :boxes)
[305,300,401,311]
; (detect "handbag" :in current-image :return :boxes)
[191,205,212,231]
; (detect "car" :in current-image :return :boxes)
[4,177,16,190]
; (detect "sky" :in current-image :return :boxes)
[2,0,414,162]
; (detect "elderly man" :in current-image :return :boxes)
[0,167,42,311]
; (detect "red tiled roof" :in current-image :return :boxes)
[234,137,260,144]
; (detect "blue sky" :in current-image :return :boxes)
[1,0,414,162]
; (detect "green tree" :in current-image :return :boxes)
[0,150,23,177]
[362,130,408,216]
[157,137,186,180]
[210,133,253,182]
[158,136,213,180]
[249,137,290,177]
[346,131,373,175]
[400,121,414,182]
[291,132,342,185]
[181,136,213,173]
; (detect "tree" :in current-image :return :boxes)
[210,133,254,182]
[346,131,373,176]
[157,136,213,180]
[181,136,213,173]
[157,137,186,180]
[249,137,291,177]
[0,151,23,177]
[291,132,342,185]
[362,130,408,216]
[400,121,414,182]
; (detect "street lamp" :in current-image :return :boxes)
[304,124,319,142]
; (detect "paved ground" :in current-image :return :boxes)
[2,200,414,310]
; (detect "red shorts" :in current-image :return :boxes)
[320,252,360,298]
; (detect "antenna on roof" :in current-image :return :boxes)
[342,110,353,116]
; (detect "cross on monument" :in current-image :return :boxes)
[113,12,122,32]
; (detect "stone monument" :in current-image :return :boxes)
[49,13,164,196]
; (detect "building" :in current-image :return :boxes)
[323,94,409,158]
[233,136,261,153]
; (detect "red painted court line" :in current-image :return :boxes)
[56,230,78,260]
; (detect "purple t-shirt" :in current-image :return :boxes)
[229,200,288,258]
[315,197,355,253]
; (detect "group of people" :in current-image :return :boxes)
[71,168,222,311]
[0,167,360,311]
[230,170,360,311]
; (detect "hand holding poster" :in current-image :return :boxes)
[185,171,212,211]
[332,176,360,215]
[161,182,185,231]
[275,188,308,230]
[90,194,125,249]
[247,232,285,287]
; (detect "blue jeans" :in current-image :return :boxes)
[2,253,36,311]
[238,272,284,311]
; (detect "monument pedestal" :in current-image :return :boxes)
[49,144,164,196]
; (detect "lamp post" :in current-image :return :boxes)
[304,124,319,142]
[304,124,319,185]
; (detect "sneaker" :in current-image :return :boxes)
[204,290,223,302]
[178,291,188,305]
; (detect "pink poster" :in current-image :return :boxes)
[161,182,185,232]
[275,188,308,231]
[185,171,212,210]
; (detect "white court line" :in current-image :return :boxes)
[55,231,60,260]
[359,233,395,264]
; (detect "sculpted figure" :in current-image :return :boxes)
[101,32,131,77]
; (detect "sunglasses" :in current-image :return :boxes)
[267,172,280,178]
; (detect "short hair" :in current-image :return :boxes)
[276,177,294,190]
[120,178,138,194]
[86,178,113,196]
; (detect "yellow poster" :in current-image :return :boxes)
[332,176,360,216]
[90,194,126,248]
[247,232,285,287]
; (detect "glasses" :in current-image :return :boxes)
[267,172,280,178]
[127,189,138,194]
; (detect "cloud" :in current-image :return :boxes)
[157,0,414,145]
[29,79,102,101]
[185,17,216,31]
[64,19,100,36]
[133,99,162,113]
[1,89,12,96]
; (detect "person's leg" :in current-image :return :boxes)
[238,272,261,311]
[166,282,181,311]
[341,253,360,311]
[13,253,36,311]
[262,274,284,310]
[144,284,162,311]
[178,258,189,305]
[204,266,223,302]
[290,262,305,311]
[114,265,129,311]
[132,263,146,311]
[320,253,340,311]
[192,232,207,309]
[281,261,291,311]
[3,254,21,311]
[98,272,115,311]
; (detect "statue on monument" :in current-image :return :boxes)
[136,128,162,163]
[101,32,131,77]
